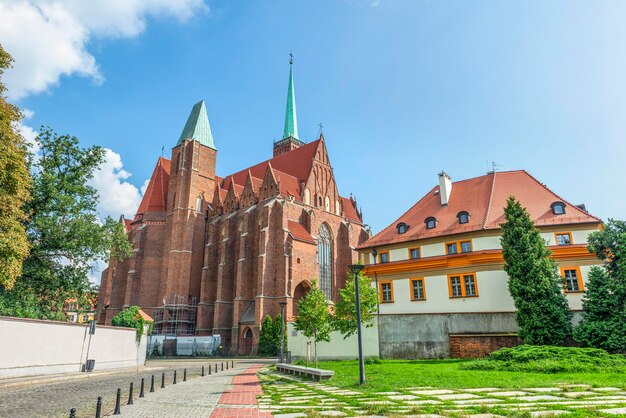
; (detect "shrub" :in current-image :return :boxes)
[462,345,626,373]
[111,306,149,341]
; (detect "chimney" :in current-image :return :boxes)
[438,172,452,205]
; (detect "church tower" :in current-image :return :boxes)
[273,54,305,157]
[159,100,217,332]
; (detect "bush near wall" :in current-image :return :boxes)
[112,306,151,342]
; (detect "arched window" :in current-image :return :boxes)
[425,217,437,229]
[221,223,229,240]
[304,188,311,205]
[457,211,469,224]
[238,218,245,235]
[318,196,323,207]
[325,196,330,212]
[396,222,408,234]
[551,202,566,215]
[317,224,333,300]
[196,195,202,213]
[335,200,341,215]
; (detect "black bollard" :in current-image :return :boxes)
[221,362,224,371]
[173,370,177,385]
[95,396,102,418]
[226,361,229,370]
[150,374,155,393]
[202,365,205,377]
[113,388,121,415]
[128,382,134,405]
[139,377,145,398]
[183,368,187,382]
[209,364,212,375]
[215,363,218,373]
[231,360,234,368]
[161,372,165,388]
[69,407,76,418]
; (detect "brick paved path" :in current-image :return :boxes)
[117,363,271,418]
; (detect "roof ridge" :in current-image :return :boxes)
[519,169,602,222]
[482,172,497,228]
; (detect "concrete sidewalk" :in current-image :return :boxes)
[118,363,270,418]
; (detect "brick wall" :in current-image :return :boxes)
[449,334,522,358]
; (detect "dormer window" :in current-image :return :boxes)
[396,222,408,234]
[551,202,566,215]
[425,217,437,229]
[457,211,469,224]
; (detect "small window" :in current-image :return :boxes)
[551,202,566,215]
[449,273,478,298]
[562,268,583,292]
[411,278,426,301]
[555,232,572,246]
[409,247,420,259]
[425,217,437,229]
[379,281,394,303]
[379,252,390,263]
[396,222,408,234]
[460,241,472,253]
[196,195,202,213]
[457,211,469,224]
[447,243,458,255]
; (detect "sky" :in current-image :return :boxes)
[2,1,626,281]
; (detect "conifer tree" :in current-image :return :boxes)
[258,315,275,356]
[574,220,626,351]
[0,45,31,289]
[294,280,332,367]
[501,196,572,345]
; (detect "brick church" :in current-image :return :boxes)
[97,60,369,354]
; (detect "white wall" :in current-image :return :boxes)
[0,316,147,379]
[287,321,379,360]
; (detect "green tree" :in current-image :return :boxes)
[501,196,572,345]
[0,128,132,319]
[574,220,626,351]
[0,45,31,289]
[258,315,275,356]
[112,306,150,341]
[273,313,287,356]
[293,280,332,367]
[333,270,379,339]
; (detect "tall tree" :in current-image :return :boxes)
[333,270,379,339]
[0,128,132,320]
[0,45,31,289]
[293,281,332,367]
[501,196,572,345]
[574,219,626,351]
[258,315,275,356]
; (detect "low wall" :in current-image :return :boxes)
[378,312,583,359]
[0,316,147,379]
[449,334,522,358]
[287,321,379,361]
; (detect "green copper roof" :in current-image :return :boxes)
[282,61,299,140]
[177,100,216,149]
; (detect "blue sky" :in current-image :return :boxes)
[5,0,626,234]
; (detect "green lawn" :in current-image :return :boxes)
[315,359,626,391]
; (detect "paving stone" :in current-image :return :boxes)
[405,400,443,405]
[594,387,622,392]
[453,398,504,405]
[602,407,626,414]
[513,395,564,402]
[529,411,569,417]
[525,388,562,393]
[464,414,506,418]
[319,411,347,416]
[372,391,400,395]
[463,388,499,393]
[562,391,597,398]
[557,384,590,389]
[410,389,455,395]
[361,400,394,405]
[274,414,307,418]
[434,393,480,400]
[486,391,529,397]
[388,394,418,400]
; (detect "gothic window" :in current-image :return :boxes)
[196,194,202,212]
[178,148,185,171]
[317,223,333,300]
[239,218,246,235]
[221,223,229,240]
[304,188,310,205]
[325,196,330,212]
[335,200,341,215]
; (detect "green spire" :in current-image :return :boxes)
[283,54,299,140]
[177,100,216,149]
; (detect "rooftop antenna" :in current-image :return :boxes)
[491,161,502,173]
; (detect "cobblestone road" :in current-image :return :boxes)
[0,358,270,418]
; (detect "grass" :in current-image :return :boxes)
[315,358,626,391]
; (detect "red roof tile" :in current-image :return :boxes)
[287,220,316,244]
[342,197,361,223]
[134,157,171,221]
[360,170,601,249]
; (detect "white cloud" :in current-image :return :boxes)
[88,148,145,220]
[0,0,208,101]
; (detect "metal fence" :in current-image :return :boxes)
[147,336,223,358]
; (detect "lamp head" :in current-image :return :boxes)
[349,264,365,275]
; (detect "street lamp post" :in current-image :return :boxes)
[348,263,366,385]
[278,301,287,363]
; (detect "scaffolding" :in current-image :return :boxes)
[152,295,198,336]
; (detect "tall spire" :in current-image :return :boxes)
[282,52,299,140]
[177,100,216,150]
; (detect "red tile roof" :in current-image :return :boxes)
[360,170,601,249]
[287,220,316,244]
[342,196,361,223]
[134,157,171,221]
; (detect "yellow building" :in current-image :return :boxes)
[358,170,602,359]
